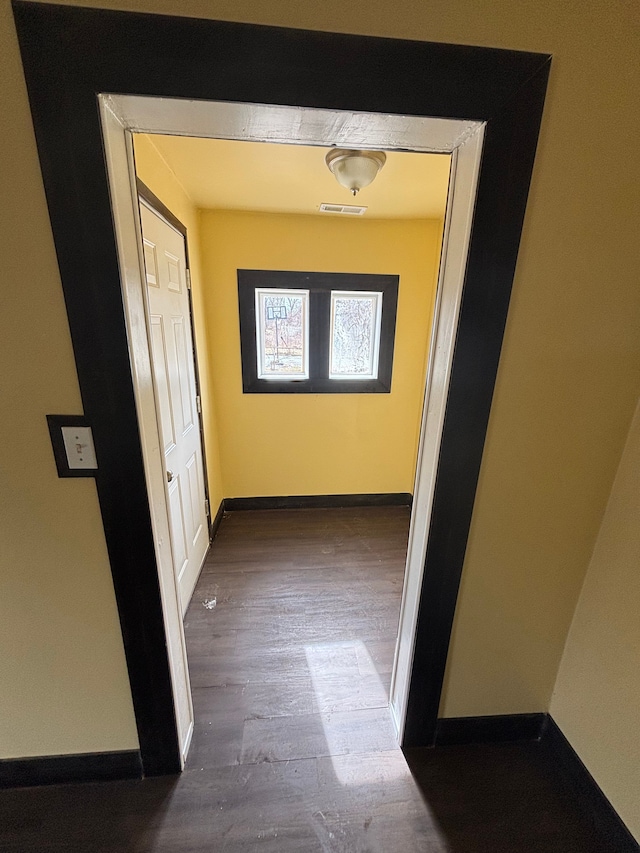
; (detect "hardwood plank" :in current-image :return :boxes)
[309,673,390,713]
[240,708,398,764]
[191,681,315,724]
[187,647,313,689]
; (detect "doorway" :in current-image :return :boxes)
[102,94,484,767]
[14,1,550,776]
[130,129,454,767]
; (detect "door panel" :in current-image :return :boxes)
[166,251,181,292]
[149,315,177,454]
[172,316,195,434]
[143,239,159,287]
[168,478,189,581]
[141,202,209,615]
[185,452,203,546]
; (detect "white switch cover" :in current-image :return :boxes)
[61,426,98,470]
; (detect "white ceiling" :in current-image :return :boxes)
[141,134,451,220]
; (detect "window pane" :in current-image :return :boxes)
[255,288,309,380]
[330,291,382,379]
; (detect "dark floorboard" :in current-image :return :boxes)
[0,507,621,851]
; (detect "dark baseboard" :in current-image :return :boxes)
[543,717,639,852]
[223,493,413,511]
[0,750,142,789]
[209,499,225,541]
[434,713,547,746]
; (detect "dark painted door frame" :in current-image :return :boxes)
[13,1,550,775]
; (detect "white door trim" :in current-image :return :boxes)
[100,101,194,767]
[99,93,484,750]
[390,129,484,737]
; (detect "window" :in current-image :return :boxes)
[329,291,383,380]
[255,288,309,380]
[238,270,399,393]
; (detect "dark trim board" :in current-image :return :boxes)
[12,1,550,772]
[210,498,225,541]
[543,717,640,852]
[0,750,142,789]
[137,178,186,238]
[224,493,413,511]
[434,713,546,745]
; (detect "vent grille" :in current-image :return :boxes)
[319,203,367,216]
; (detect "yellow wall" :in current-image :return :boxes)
[199,210,440,497]
[0,1,138,757]
[2,0,640,828]
[550,398,640,839]
[133,134,225,512]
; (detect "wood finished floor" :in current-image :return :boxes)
[0,507,618,851]
[185,507,407,775]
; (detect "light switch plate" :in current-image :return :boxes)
[61,425,97,469]
[47,415,98,477]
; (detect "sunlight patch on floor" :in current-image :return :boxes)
[304,640,411,785]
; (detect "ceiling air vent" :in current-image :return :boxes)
[319,203,367,216]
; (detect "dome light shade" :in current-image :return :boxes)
[325,149,387,196]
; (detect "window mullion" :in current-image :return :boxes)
[308,289,329,386]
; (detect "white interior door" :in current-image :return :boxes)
[140,201,209,616]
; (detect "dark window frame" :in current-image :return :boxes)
[238,270,399,394]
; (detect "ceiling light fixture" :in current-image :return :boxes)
[325,149,387,196]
